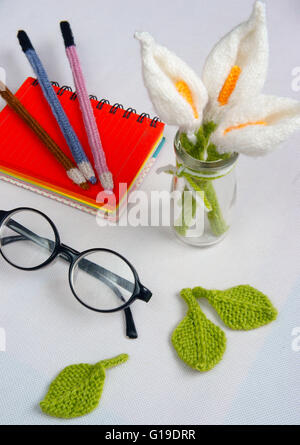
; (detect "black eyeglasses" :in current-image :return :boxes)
[0,207,152,339]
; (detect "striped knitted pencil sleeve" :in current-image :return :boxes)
[60,21,113,191]
[17,30,96,184]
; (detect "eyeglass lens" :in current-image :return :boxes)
[0,209,56,269]
[71,250,136,310]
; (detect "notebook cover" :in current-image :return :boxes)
[0,77,165,212]
[0,137,165,220]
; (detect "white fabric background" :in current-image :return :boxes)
[0,0,299,425]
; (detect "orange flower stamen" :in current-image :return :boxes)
[224,121,267,134]
[218,65,241,106]
[175,80,199,119]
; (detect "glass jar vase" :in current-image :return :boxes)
[171,132,238,247]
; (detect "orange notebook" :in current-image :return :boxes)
[0,77,165,218]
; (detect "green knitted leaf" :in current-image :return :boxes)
[40,354,128,419]
[172,289,226,372]
[193,285,278,330]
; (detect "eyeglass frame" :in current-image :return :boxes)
[0,207,152,339]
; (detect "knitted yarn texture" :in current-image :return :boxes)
[136,2,300,157]
[0,82,88,190]
[40,354,128,418]
[193,285,278,330]
[60,21,114,191]
[172,285,277,372]
[17,30,96,184]
[172,288,226,372]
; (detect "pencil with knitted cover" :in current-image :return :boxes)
[0,81,89,190]
[60,21,114,192]
[17,30,97,185]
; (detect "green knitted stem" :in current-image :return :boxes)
[194,177,228,237]
[174,186,197,236]
[180,288,199,310]
[98,354,129,370]
[178,124,230,238]
[175,175,228,237]
[182,175,212,211]
[192,286,210,299]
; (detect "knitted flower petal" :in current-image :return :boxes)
[210,95,300,156]
[135,32,208,132]
[202,1,268,117]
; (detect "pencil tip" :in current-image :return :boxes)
[17,30,33,52]
[100,171,114,191]
[89,176,97,185]
[60,21,75,48]
[80,182,89,191]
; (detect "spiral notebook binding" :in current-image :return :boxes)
[31,78,161,128]
[109,103,124,114]
[96,99,109,110]
[57,85,72,96]
[137,113,150,123]
[123,108,136,119]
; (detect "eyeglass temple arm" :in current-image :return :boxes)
[73,260,137,339]
[1,226,138,339]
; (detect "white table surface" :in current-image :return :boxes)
[0,0,299,425]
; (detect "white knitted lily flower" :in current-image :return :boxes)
[205,1,300,156]
[134,31,208,134]
[211,95,300,156]
[135,1,300,156]
[202,0,268,120]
